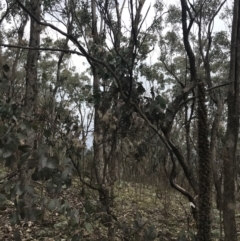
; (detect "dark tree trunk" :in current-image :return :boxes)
[223,0,240,240]
[180,0,212,239]
[197,82,211,241]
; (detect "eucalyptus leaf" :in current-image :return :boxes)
[40,167,53,181]
[18,145,32,153]
[31,171,40,181]
[3,150,12,158]
[43,129,51,138]
[5,154,16,167]
[83,84,92,90]
[3,64,10,72]
[0,193,6,202]
[38,155,47,168]
[18,151,31,168]
[61,169,69,181]
[46,156,59,169]
[48,199,57,211]
[20,120,32,131]
[85,222,93,234]
[155,95,166,109]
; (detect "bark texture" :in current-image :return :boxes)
[197,82,211,241]
[179,2,213,233]
[21,0,42,220]
[25,0,42,108]
[223,0,240,240]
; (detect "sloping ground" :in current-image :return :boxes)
[0,179,239,240]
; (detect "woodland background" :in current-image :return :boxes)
[0,0,240,240]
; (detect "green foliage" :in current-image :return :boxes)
[3,64,10,72]
[166,5,182,25]
[0,65,79,227]
[0,0,236,239]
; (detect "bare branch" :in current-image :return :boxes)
[120,0,127,17]
[15,0,128,99]
[180,0,197,80]
[0,1,17,24]
[0,43,83,55]
[207,81,233,91]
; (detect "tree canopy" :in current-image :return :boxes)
[0,0,239,240]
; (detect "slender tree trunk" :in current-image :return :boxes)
[223,0,240,240]
[91,0,105,186]
[21,0,42,221]
[180,0,212,239]
[7,12,28,103]
[91,1,114,238]
[197,82,211,241]
[93,73,105,185]
[25,0,42,109]
[210,100,224,212]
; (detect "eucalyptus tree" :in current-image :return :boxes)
[0,0,93,225]
[2,0,212,233]
[152,0,238,240]
[0,1,29,104]
[0,0,42,220]
[222,0,240,240]
[141,0,236,240]
[1,0,239,240]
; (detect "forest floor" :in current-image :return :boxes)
[0,178,239,241]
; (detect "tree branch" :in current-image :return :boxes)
[15,0,127,99]
[0,44,83,55]
[0,1,17,24]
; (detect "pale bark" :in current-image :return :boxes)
[21,0,42,221]
[7,12,28,103]
[210,100,224,212]
[25,0,42,109]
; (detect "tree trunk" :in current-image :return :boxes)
[7,12,28,103]
[223,0,240,240]
[180,0,212,239]
[210,100,224,211]
[21,0,42,221]
[25,0,42,109]
[197,82,211,241]
[91,1,115,239]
